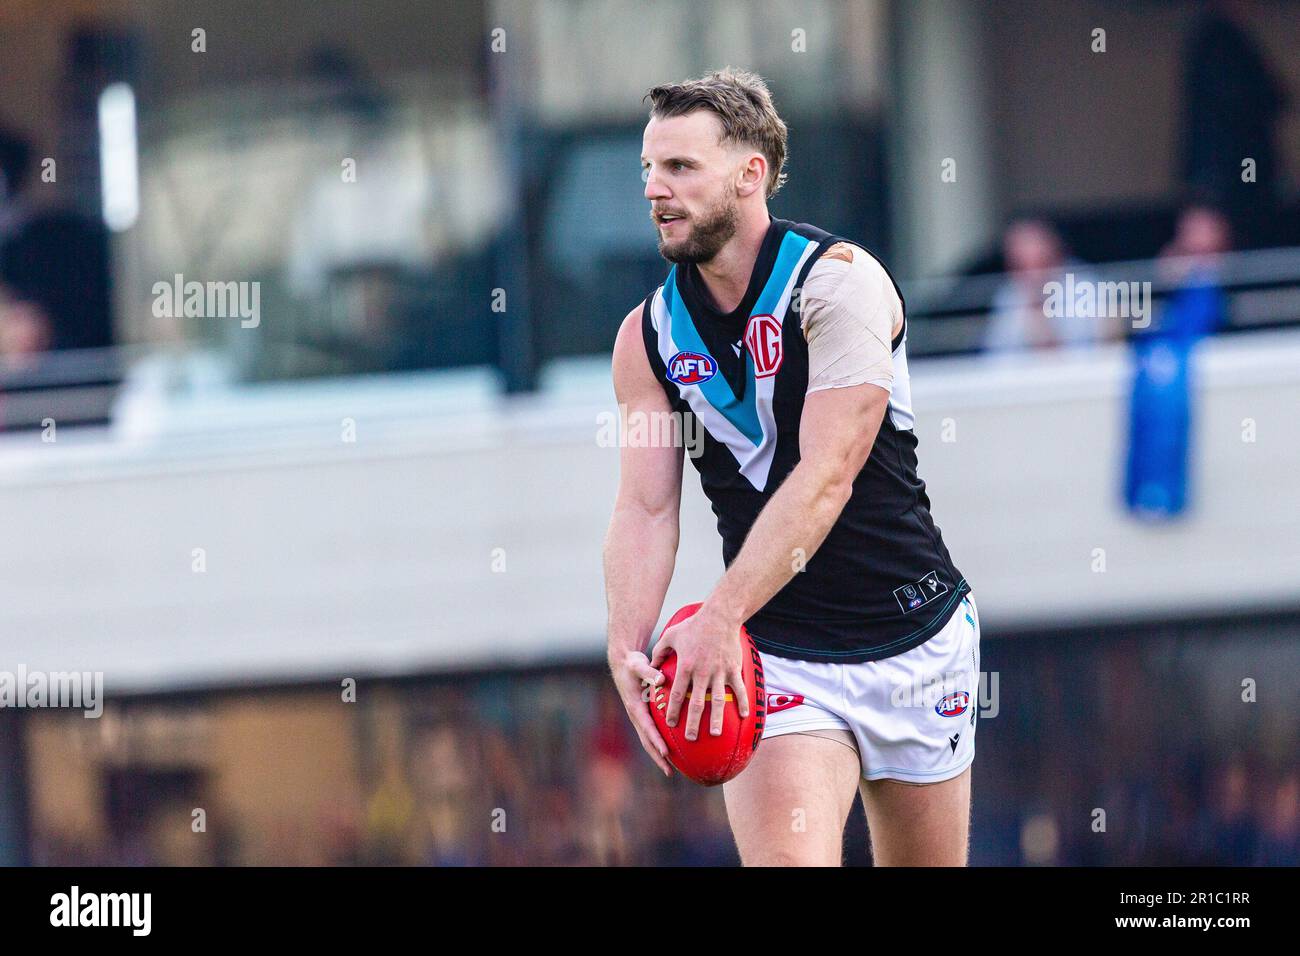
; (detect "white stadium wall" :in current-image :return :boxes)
[2,329,1299,693]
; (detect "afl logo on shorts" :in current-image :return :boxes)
[935,691,970,718]
[667,351,717,385]
[744,314,783,377]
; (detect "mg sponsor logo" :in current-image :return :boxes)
[744,314,783,377]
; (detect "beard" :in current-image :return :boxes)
[655,194,739,264]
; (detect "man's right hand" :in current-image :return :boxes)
[610,649,674,777]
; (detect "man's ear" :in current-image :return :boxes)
[735,153,767,198]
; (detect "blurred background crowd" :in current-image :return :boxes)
[1,0,1298,866]
[22,617,1300,866]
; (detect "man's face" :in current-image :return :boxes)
[641,111,741,264]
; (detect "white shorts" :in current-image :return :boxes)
[758,593,981,784]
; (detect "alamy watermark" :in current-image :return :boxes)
[50,886,150,936]
[152,273,260,328]
[1043,272,1151,329]
[597,406,704,458]
[0,666,103,718]
[890,668,1000,718]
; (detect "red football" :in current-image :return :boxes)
[648,603,766,786]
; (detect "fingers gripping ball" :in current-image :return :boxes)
[648,603,766,786]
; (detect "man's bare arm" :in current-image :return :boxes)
[604,305,684,663]
[699,381,889,628]
[603,303,683,774]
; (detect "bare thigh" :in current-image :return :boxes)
[858,765,972,866]
[722,733,861,866]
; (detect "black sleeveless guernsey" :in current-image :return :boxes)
[640,217,969,663]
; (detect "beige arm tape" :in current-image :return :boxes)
[799,245,900,394]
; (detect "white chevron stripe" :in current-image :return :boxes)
[744,239,822,489]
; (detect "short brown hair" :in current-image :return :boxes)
[644,67,788,199]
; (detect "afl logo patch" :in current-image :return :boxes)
[893,570,948,614]
[744,314,783,377]
[667,350,717,385]
[935,691,970,718]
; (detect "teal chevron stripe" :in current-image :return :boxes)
[666,267,763,446]
[753,230,812,316]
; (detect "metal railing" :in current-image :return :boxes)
[5,245,1300,430]
[901,245,1300,356]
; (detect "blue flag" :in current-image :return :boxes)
[1124,275,1225,520]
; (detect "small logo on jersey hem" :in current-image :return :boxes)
[666,350,718,386]
[893,570,947,614]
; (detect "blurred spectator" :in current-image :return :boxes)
[1259,772,1300,865]
[0,125,112,354]
[410,722,483,866]
[285,45,437,373]
[1180,0,1287,246]
[982,219,1113,353]
[0,284,53,368]
[583,694,635,865]
[1123,204,1231,520]
[0,126,33,241]
[0,130,49,371]
[1157,202,1233,311]
[1205,759,1258,864]
[363,754,418,865]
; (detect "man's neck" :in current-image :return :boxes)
[694,207,772,315]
